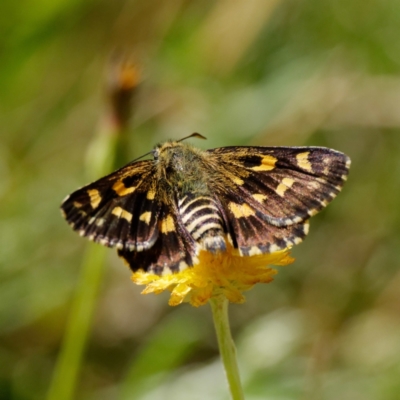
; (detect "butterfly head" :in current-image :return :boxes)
[152,141,208,193]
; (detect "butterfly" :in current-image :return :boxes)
[61,134,350,275]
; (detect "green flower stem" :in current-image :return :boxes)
[210,296,245,400]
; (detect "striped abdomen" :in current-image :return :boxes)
[178,195,226,253]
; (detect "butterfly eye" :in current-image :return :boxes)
[152,149,159,160]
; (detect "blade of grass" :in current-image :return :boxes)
[47,243,107,400]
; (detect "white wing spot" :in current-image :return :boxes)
[248,246,262,256]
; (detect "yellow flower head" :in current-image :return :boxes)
[131,242,294,307]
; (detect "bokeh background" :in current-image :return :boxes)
[2,0,400,399]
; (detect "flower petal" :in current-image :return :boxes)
[131,242,295,306]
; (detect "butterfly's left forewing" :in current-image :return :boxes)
[61,160,161,252]
[62,160,198,274]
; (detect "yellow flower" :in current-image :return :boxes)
[131,242,294,307]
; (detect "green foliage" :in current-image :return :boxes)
[1,0,400,398]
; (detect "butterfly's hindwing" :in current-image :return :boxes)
[216,191,310,256]
[118,207,197,274]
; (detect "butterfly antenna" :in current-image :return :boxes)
[129,150,154,163]
[130,133,206,162]
[177,132,207,143]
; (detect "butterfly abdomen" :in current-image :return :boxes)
[178,194,226,253]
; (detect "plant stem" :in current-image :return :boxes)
[47,244,107,400]
[47,127,118,400]
[210,296,245,400]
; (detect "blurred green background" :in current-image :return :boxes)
[2,0,400,399]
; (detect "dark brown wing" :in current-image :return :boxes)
[61,160,160,252]
[118,206,197,274]
[207,146,350,255]
[61,160,198,273]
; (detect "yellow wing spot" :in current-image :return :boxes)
[296,152,313,172]
[222,169,245,186]
[147,189,156,200]
[111,206,133,222]
[112,180,136,196]
[160,215,175,233]
[232,176,244,185]
[251,155,277,171]
[139,211,152,225]
[228,202,255,218]
[252,193,267,203]
[276,178,295,197]
[87,189,102,209]
[73,201,83,208]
